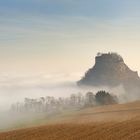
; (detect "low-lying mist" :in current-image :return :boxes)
[0,73,80,130]
[0,73,140,131]
[0,73,81,111]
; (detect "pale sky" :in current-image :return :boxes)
[0,0,140,76]
[1,0,140,110]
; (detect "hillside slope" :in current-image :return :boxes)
[1,101,140,140]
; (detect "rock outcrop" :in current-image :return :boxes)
[78,53,140,93]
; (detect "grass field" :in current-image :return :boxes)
[0,101,140,140]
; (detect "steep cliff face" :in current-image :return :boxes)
[78,53,140,92]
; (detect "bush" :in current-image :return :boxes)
[95,90,117,105]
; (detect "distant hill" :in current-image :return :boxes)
[78,53,140,94]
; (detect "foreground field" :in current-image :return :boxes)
[0,101,140,140]
[0,120,140,140]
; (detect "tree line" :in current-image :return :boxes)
[11,91,118,114]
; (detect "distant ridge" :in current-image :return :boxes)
[78,52,140,94]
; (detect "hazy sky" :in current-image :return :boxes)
[1,0,140,76]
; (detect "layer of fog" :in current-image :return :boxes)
[0,73,138,111]
[0,73,140,131]
[0,73,81,130]
[0,73,82,111]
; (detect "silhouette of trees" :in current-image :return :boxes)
[95,90,117,105]
[85,92,95,107]
[11,90,118,113]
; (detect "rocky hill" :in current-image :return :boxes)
[78,53,140,93]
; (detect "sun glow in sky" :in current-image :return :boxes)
[0,0,140,76]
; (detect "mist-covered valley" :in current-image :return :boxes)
[0,73,139,131]
[1,53,140,131]
[0,73,81,110]
[0,73,127,112]
[0,73,80,130]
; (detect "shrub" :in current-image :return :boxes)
[95,90,117,105]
